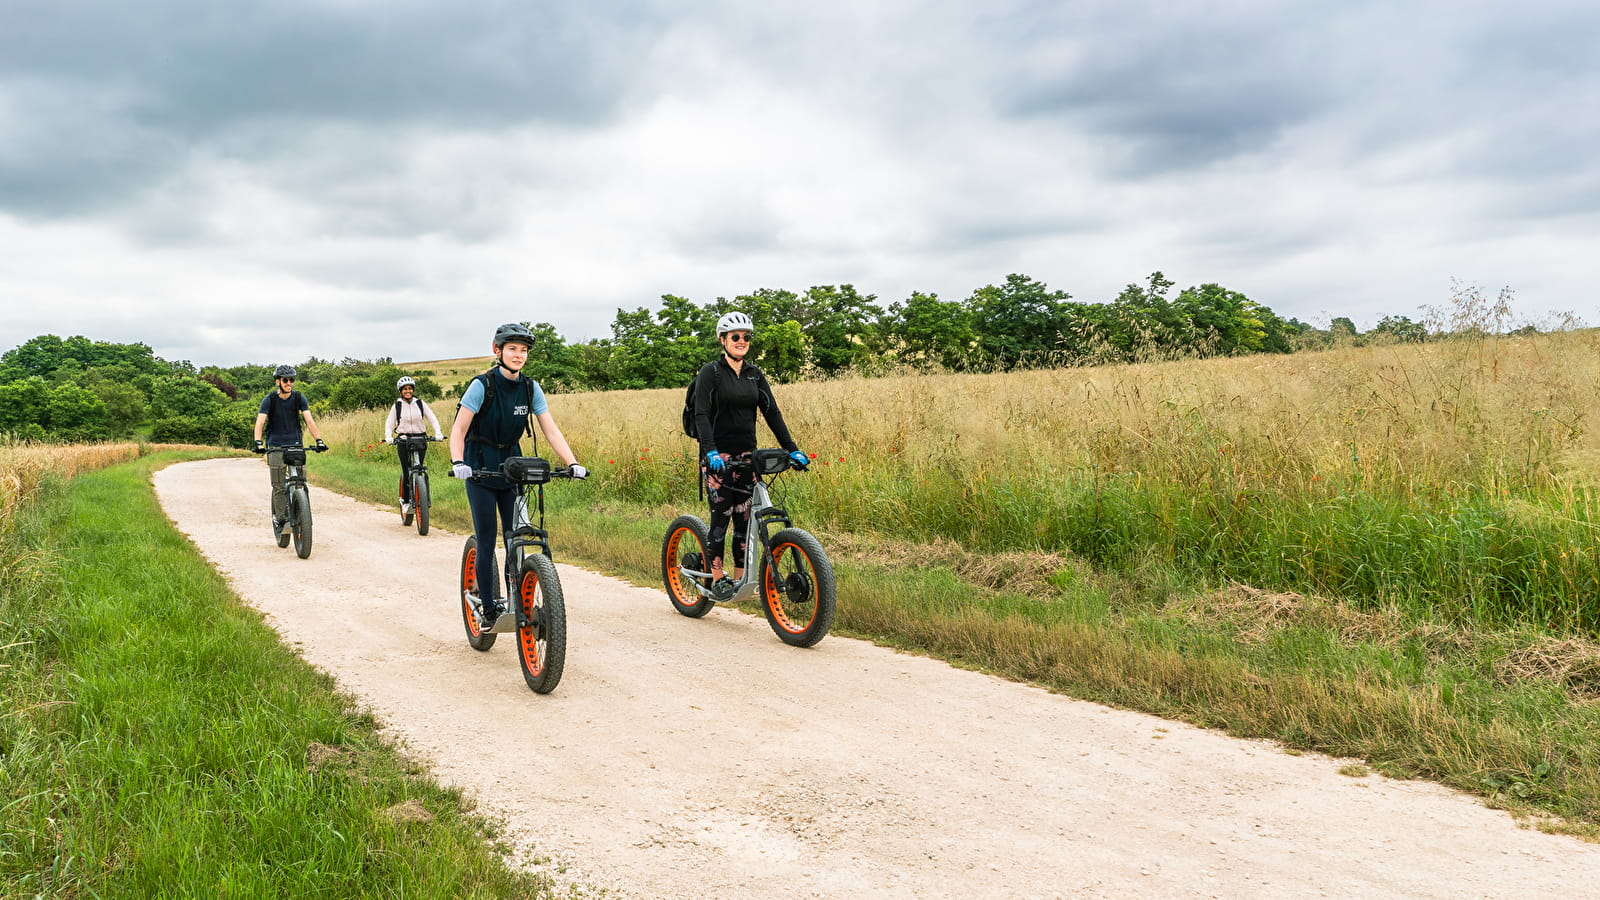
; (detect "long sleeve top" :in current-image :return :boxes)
[384,397,443,439]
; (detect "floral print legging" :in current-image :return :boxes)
[705,451,754,574]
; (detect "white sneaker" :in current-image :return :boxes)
[401,501,412,514]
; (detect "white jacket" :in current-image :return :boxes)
[384,397,443,439]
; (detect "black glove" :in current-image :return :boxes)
[314,439,328,452]
[254,439,265,453]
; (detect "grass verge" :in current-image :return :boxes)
[0,451,559,897]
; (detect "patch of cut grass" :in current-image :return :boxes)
[0,452,558,897]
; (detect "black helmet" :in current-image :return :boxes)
[493,322,535,348]
[274,365,297,378]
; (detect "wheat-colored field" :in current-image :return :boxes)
[399,356,495,389]
[0,442,238,531]
[533,330,1600,628]
[550,329,1600,492]
[0,443,148,529]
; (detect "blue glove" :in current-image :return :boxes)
[790,450,810,468]
[705,450,725,472]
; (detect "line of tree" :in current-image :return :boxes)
[0,337,443,446]
[0,273,1532,445]
[549,272,1316,391]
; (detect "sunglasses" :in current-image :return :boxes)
[278,377,295,383]
[726,332,752,343]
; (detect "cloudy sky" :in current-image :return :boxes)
[3,0,1596,367]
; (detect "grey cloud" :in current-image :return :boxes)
[0,82,183,217]
[998,19,1333,175]
[2,1,655,131]
[0,0,658,220]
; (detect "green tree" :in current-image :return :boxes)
[758,320,807,382]
[46,382,110,441]
[798,285,877,375]
[1372,315,1426,343]
[91,382,148,438]
[148,375,226,421]
[221,364,278,398]
[654,295,718,380]
[2,335,165,381]
[325,365,440,413]
[1172,283,1268,355]
[966,274,1076,370]
[606,307,670,391]
[1104,272,1188,359]
[604,299,715,390]
[0,377,49,432]
[572,340,615,392]
[881,291,975,369]
[1,335,67,378]
[1249,307,1300,354]
[727,288,805,333]
[518,322,585,389]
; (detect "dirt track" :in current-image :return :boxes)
[155,457,1600,899]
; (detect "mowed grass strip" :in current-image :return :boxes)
[0,452,554,898]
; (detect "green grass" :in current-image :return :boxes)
[0,452,557,898]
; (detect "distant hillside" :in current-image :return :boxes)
[399,356,494,390]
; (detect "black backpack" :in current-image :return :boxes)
[682,360,762,438]
[680,372,706,439]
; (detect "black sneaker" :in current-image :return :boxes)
[480,599,504,625]
[711,576,737,602]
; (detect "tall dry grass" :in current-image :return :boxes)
[538,330,1600,631]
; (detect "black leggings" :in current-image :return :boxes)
[705,452,754,573]
[465,478,518,601]
[396,437,427,501]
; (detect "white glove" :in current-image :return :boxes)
[451,462,473,479]
[569,463,588,480]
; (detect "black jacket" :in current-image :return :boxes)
[694,356,797,456]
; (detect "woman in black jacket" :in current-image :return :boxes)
[693,311,810,600]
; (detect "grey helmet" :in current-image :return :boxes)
[273,364,297,378]
[493,322,535,348]
[716,311,754,336]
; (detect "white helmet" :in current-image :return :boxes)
[396,376,415,390]
[716,311,754,336]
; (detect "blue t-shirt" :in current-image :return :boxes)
[258,390,308,446]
